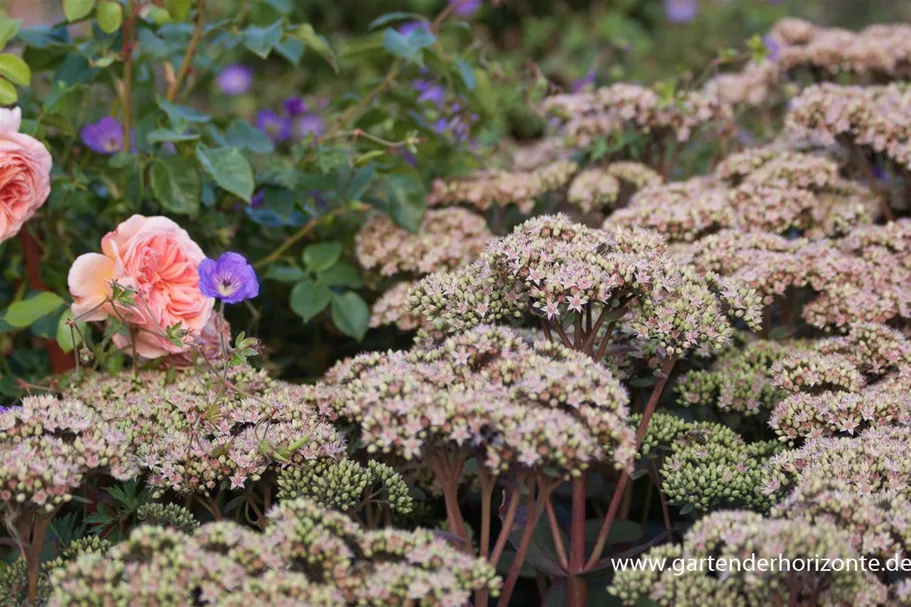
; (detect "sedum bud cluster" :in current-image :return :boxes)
[675,337,799,415]
[136,502,199,531]
[0,536,111,607]
[48,498,500,607]
[660,422,782,512]
[276,458,413,516]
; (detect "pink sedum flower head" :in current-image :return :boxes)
[67,215,214,358]
[0,107,52,243]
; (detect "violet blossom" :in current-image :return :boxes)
[198,252,259,304]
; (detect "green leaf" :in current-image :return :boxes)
[165,0,193,21]
[274,36,305,65]
[291,24,337,71]
[96,1,123,33]
[317,260,363,288]
[472,69,496,117]
[150,156,202,215]
[0,54,30,86]
[157,97,211,127]
[196,145,254,202]
[147,128,199,143]
[63,0,94,22]
[383,27,428,66]
[290,279,332,322]
[225,119,274,154]
[56,310,86,353]
[243,21,284,58]
[264,265,307,283]
[0,18,21,51]
[3,292,64,328]
[0,78,15,104]
[384,170,426,232]
[369,12,425,30]
[302,242,343,272]
[456,58,476,90]
[330,292,370,340]
[265,0,293,14]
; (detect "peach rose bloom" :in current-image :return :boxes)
[0,107,52,242]
[68,215,214,359]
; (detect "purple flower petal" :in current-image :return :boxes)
[81,117,125,155]
[216,64,253,96]
[197,252,259,304]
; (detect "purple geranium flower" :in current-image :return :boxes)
[413,79,446,104]
[81,117,125,154]
[216,64,253,96]
[295,114,325,139]
[256,110,292,143]
[251,190,266,208]
[283,97,306,116]
[664,0,698,23]
[198,252,259,304]
[450,0,482,18]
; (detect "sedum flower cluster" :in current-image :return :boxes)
[66,366,345,495]
[408,214,761,357]
[428,159,578,214]
[565,162,662,214]
[660,422,782,512]
[769,325,911,442]
[609,510,887,607]
[675,337,799,415]
[0,395,136,514]
[786,83,911,173]
[325,324,635,475]
[541,83,733,148]
[48,497,500,607]
[771,21,911,80]
[276,458,413,516]
[369,279,426,332]
[761,425,911,502]
[608,149,879,243]
[355,207,491,277]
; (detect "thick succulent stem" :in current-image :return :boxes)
[497,478,553,607]
[584,355,678,570]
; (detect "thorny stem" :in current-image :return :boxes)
[584,355,678,570]
[167,0,207,102]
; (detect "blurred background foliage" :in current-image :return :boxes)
[0,0,907,395]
